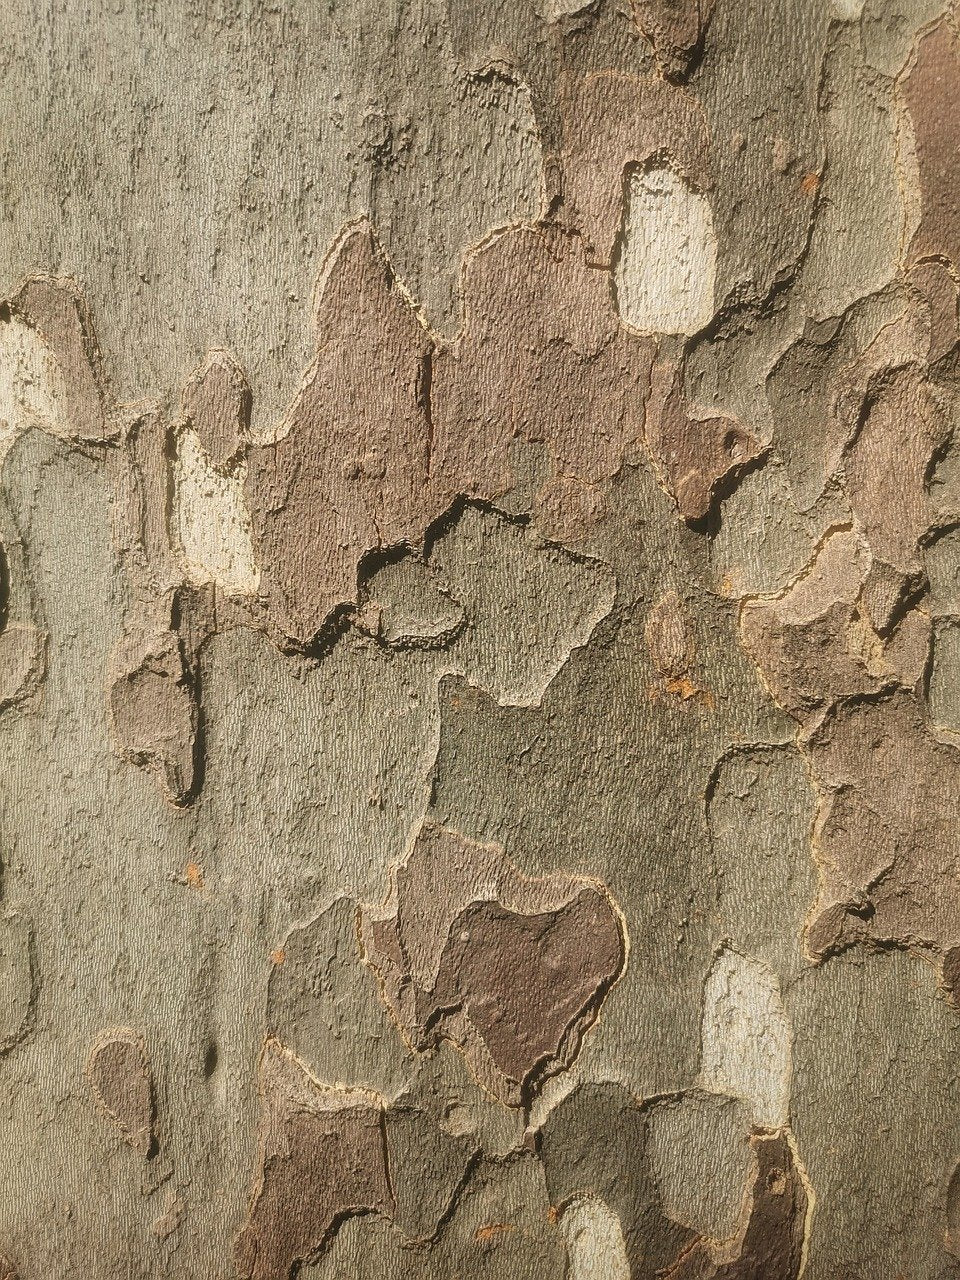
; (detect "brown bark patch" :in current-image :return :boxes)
[740,600,893,725]
[245,221,435,648]
[645,590,694,682]
[361,821,626,1108]
[629,0,714,80]
[431,892,623,1095]
[559,71,710,263]
[845,364,949,588]
[432,223,654,540]
[806,690,960,959]
[235,1039,392,1280]
[86,1029,155,1158]
[109,626,198,805]
[181,349,251,472]
[907,259,959,364]
[645,363,761,524]
[665,1132,807,1279]
[902,16,960,271]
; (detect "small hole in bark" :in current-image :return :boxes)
[203,1041,218,1078]
[724,430,743,462]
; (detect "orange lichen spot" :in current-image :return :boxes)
[665,675,701,701]
[185,861,204,889]
[547,1205,560,1224]
[475,1223,515,1247]
[649,676,713,708]
[800,171,820,197]
[269,948,286,966]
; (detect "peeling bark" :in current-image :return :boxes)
[2,0,960,1277]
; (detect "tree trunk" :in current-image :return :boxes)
[1,1,959,1277]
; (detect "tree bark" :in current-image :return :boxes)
[1,1,959,1277]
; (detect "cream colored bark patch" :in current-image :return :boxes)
[698,947,791,1129]
[559,1196,630,1280]
[0,314,68,463]
[614,164,717,335]
[541,0,593,17]
[172,427,260,596]
[831,0,865,20]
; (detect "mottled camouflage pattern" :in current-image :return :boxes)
[1,1,959,1277]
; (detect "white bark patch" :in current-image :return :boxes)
[831,0,865,18]
[541,0,593,17]
[172,427,260,596]
[559,1196,630,1280]
[614,164,717,335]
[698,947,792,1129]
[0,314,68,463]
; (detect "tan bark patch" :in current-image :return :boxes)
[86,1029,155,1158]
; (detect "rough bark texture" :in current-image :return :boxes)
[0,1,959,1277]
